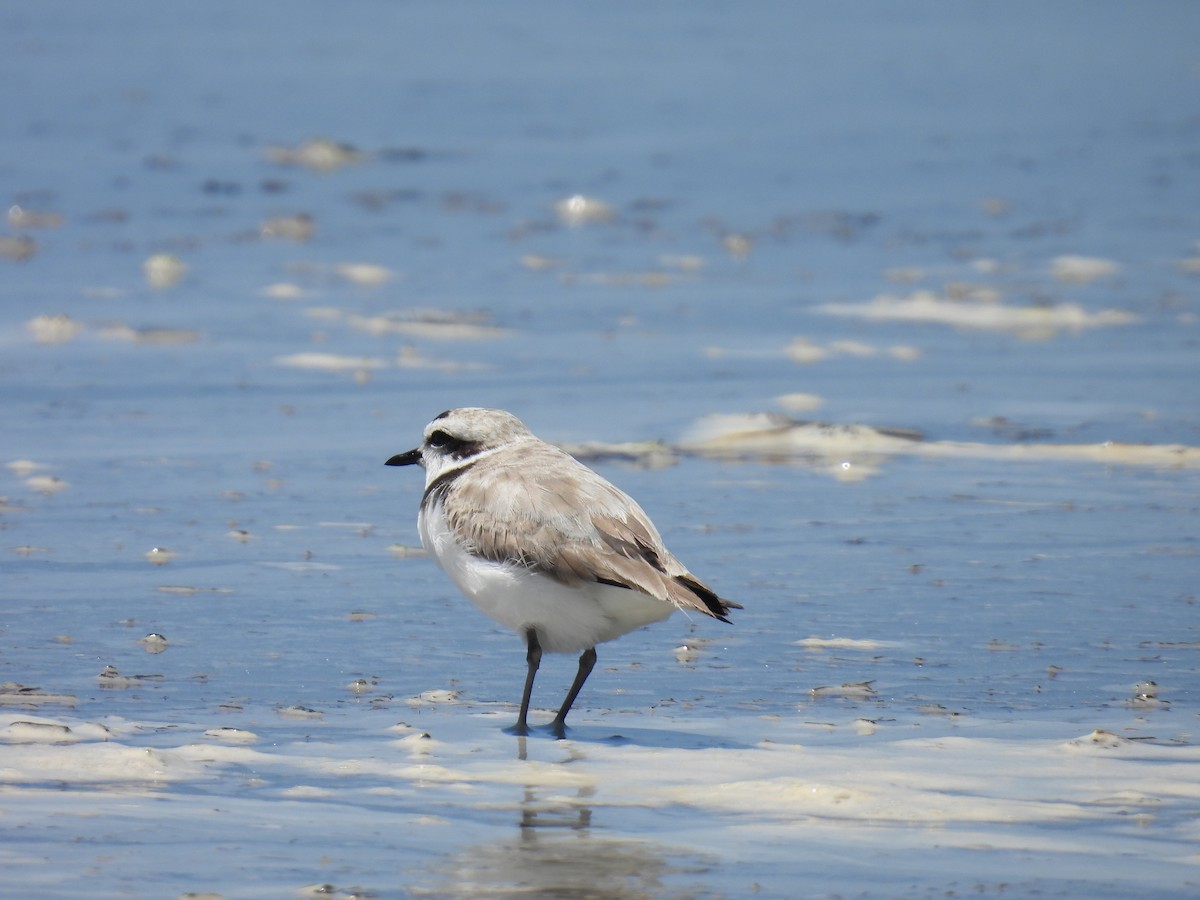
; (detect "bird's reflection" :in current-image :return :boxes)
[517,782,594,834]
[408,767,713,897]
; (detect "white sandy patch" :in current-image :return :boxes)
[919,437,1200,468]
[774,392,824,413]
[679,413,921,481]
[335,263,394,286]
[708,338,920,364]
[260,281,306,299]
[796,636,899,651]
[302,305,508,340]
[25,314,85,344]
[264,137,363,171]
[22,474,70,494]
[1050,255,1120,283]
[202,727,258,745]
[680,412,1200,474]
[274,352,388,372]
[785,335,923,363]
[155,585,235,596]
[553,193,616,226]
[405,690,462,707]
[346,312,508,340]
[6,459,48,477]
[818,290,1134,338]
[142,253,187,288]
[0,685,78,708]
[24,315,201,345]
[0,742,209,784]
[1,718,105,744]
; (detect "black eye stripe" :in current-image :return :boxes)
[427,429,473,456]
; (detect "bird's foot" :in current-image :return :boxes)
[503,720,569,740]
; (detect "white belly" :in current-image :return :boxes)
[418,501,673,654]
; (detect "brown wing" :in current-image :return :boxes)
[440,442,739,622]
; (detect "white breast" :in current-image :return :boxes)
[418,499,674,654]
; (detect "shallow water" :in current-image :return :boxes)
[3,2,1199,898]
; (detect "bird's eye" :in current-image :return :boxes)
[422,429,458,451]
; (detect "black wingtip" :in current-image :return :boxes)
[675,575,739,622]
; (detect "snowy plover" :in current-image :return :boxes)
[386,407,739,737]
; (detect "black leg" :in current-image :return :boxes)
[550,646,597,738]
[506,627,541,736]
